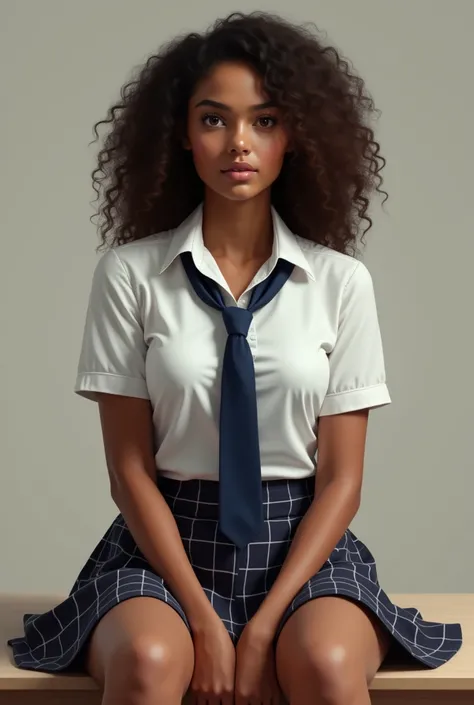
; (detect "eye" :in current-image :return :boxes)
[201,113,224,127]
[201,113,278,129]
[256,115,278,128]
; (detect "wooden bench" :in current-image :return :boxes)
[1,594,472,705]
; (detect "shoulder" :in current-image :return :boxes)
[295,236,373,294]
[93,230,174,284]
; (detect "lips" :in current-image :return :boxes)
[222,163,257,172]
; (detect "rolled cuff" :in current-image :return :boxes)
[74,372,150,401]
[319,383,391,416]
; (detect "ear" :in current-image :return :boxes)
[182,135,192,150]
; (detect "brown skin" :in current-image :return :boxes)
[85,60,392,705]
[184,60,291,299]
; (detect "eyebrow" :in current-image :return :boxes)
[194,99,276,111]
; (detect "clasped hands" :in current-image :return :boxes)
[189,614,283,705]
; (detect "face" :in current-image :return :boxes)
[184,61,291,202]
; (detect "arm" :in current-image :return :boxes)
[97,392,217,633]
[250,408,369,638]
[247,260,390,638]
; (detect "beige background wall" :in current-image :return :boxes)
[1,0,472,595]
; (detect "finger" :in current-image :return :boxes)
[273,688,283,705]
[210,695,226,705]
[273,690,284,705]
[191,687,205,705]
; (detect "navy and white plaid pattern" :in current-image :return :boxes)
[8,477,462,672]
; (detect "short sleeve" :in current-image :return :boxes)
[74,249,149,401]
[319,261,391,416]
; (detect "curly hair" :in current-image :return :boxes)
[89,10,388,256]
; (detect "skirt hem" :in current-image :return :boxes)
[274,582,463,670]
[7,574,463,673]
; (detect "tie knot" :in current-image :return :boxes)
[222,306,253,337]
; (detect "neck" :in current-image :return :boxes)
[202,190,274,264]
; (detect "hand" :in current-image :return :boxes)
[235,621,282,705]
[189,614,236,705]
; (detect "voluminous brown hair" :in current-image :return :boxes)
[90,11,388,255]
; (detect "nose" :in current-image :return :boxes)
[227,123,251,155]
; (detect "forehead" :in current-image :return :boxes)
[191,61,269,106]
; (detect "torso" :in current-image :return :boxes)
[75,203,390,482]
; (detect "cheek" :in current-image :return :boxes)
[189,137,223,180]
[258,138,288,171]
[189,130,222,161]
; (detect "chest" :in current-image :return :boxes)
[212,256,270,301]
[140,272,335,405]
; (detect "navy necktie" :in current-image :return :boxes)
[180,252,294,549]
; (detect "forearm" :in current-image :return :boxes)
[111,469,216,632]
[253,478,361,635]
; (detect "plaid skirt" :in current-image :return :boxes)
[8,476,462,672]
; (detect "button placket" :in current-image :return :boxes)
[238,293,250,309]
[230,291,257,354]
[247,320,257,356]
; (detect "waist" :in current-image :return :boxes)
[157,476,315,521]
[158,466,316,482]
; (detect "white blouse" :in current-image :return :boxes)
[75,203,391,481]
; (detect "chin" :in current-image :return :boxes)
[210,183,270,203]
[224,190,260,202]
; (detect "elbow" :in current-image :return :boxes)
[334,478,362,506]
[316,474,362,508]
[109,474,123,505]
[108,461,156,505]
[109,475,135,515]
[107,460,128,503]
[344,481,362,511]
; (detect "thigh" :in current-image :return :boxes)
[275,596,392,690]
[84,596,194,691]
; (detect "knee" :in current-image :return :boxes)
[108,635,186,697]
[282,642,363,705]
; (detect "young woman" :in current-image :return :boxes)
[9,10,462,705]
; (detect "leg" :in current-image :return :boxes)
[84,596,195,705]
[275,596,393,705]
